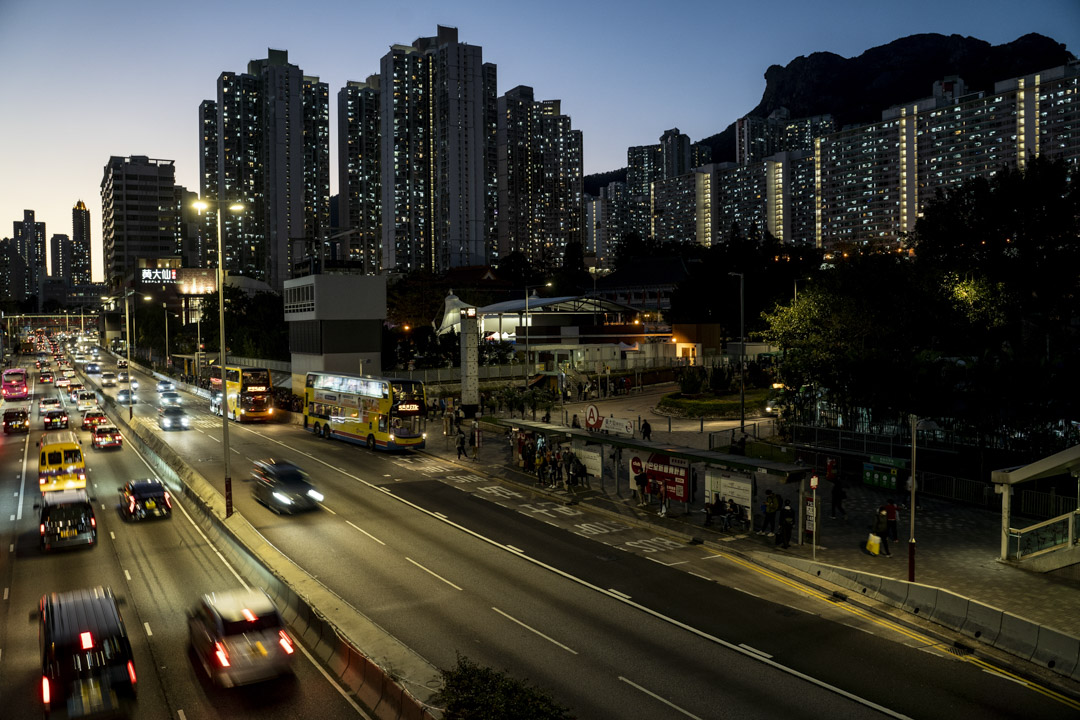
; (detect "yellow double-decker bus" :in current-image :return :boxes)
[208,365,274,422]
[304,372,427,451]
[38,430,87,493]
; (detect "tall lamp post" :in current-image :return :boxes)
[908,415,933,582]
[123,291,135,420]
[523,282,551,388]
[194,198,244,518]
[729,272,745,433]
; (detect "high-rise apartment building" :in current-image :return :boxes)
[378,27,496,274]
[201,49,330,292]
[50,234,72,282]
[497,86,584,266]
[735,108,835,165]
[100,156,177,284]
[13,209,46,305]
[71,200,92,286]
[337,77,382,273]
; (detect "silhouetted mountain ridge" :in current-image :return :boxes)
[585,33,1074,195]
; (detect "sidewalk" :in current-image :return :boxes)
[436,384,1080,640]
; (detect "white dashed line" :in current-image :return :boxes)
[619,676,704,719]
[124,570,131,581]
[406,557,462,591]
[607,588,631,599]
[739,643,773,659]
[492,607,577,654]
[143,622,152,637]
[345,520,385,545]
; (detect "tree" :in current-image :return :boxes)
[435,655,573,720]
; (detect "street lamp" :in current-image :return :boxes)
[729,272,745,433]
[523,282,551,388]
[194,198,244,518]
[123,290,135,420]
[908,415,935,582]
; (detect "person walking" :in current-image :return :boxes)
[641,419,652,441]
[759,489,779,536]
[884,499,899,541]
[469,423,479,460]
[456,430,466,460]
[777,500,795,548]
[831,483,848,521]
[873,507,892,557]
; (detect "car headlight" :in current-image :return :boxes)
[306,489,324,502]
[181,418,189,427]
[272,492,293,505]
[163,419,171,427]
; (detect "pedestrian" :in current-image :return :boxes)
[456,430,466,460]
[873,507,892,557]
[469,424,479,460]
[641,419,652,441]
[777,500,795,548]
[759,489,779,536]
[906,475,921,509]
[704,491,718,525]
[884,499,899,541]
[831,483,847,520]
[635,472,648,506]
[657,481,668,517]
[725,498,742,532]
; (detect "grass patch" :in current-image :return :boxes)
[657,387,770,419]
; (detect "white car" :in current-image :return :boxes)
[75,391,97,413]
[159,391,182,406]
[38,397,61,416]
[101,371,117,387]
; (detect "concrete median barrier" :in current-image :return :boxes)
[997,612,1040,661]
[901,582,939,618]
[1031,627,1080,677]
[928,590,969,629]
[959,601,1003,644]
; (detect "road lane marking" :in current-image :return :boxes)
[618,676,703,719]
[492,607,577,654]
[739,643,773,659]
[345,521,385,545]
[505,545,523,553]
[3,587,8,600]
[110,531,115,539]
[406,557,462,591]
[607,588,631,599]
[143,622,152,636]
[124,570,131,581]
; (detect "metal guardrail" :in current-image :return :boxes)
[1007,511,1080,560]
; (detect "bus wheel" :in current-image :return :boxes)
[323,424,332,439]
[312,422,320,436]
[367,434,376,451]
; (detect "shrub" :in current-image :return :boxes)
[436,655,574,720]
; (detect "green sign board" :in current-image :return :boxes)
[870,454,908,469]
[863,463,898,490]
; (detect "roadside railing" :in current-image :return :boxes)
[1007,510,1080,560]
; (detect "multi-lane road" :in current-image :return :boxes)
[1,348,1077,719]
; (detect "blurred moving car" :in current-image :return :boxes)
[117,358,128,368]
[37,586,137,717]
[55,376,71,388]
[156,380,175,393]
[250,459,323,514]
[35,489,97,551]
[100,371,117,387]
[75,390,97,413]
[86,362,101,374]
[82,410,109,431]
[117,371,130,383]
[187,588,294,687]
[159,390,182,406]
[68,383,85,402]
[118,479,172,521]
[157,406,190,430]
[39,370,54,384]
[3,408,29,434]
[43,409,69,430]
[117,389,136,405]
[38,396,61,416]
[92,424,123,450]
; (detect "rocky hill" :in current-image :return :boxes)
[585,33,1074,195]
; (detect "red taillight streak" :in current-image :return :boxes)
[164,491,172,508]
[80,631,94,650]
[242,608,257,622]
[279,630,294,654]
[129,498,136,515]
[39,523,45,535]
[90,517,96,528]
[41,676,50,704]
[126,660,136,685]
[214,642,230,667]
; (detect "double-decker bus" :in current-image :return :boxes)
[2,368,29,400]
[304,372,427,451]
[208,365,274,421]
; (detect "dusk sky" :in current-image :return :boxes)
[2,0,1078,283]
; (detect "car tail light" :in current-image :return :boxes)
[242,608,257,623]
[90,517,96,528]
[126,660,137,685]
[129,498,136,515]
[39,476,46,486]
[80,631,94,650]
[164,491,172,508]
[214,642,230,667]
[39,523,45,535]
[41,675,50,705]
[279,630,294,655]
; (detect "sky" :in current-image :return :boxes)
[2,0,1078,284]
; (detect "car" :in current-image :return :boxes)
[62,367,76,378]
[157,406,190,430]
[68,383,85,402]
[82,410,109,431]
[92,424,123,450]
[38,396,61,416]
[75,390,97,413]
[118,371,130,383]
[39,371,54,384]
[101,371,117,386]
[117,358,128,369]
[55,376,71,388]
[74,354,86,364]
[3,408,29,434]
[86,362,101,375]
[117,389,136,405]
[159,390,182,406]
[250,459,323,514]
[35,489,97,551]
[118,479,172,520]
[37,586,137,717]
[43,409,69,430]
[187,588,295,688]
[156,380,176,393]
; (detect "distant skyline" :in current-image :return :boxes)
[2,0,1078,284]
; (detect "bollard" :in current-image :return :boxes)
[668,417,671,432]
[700,417,704,433]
